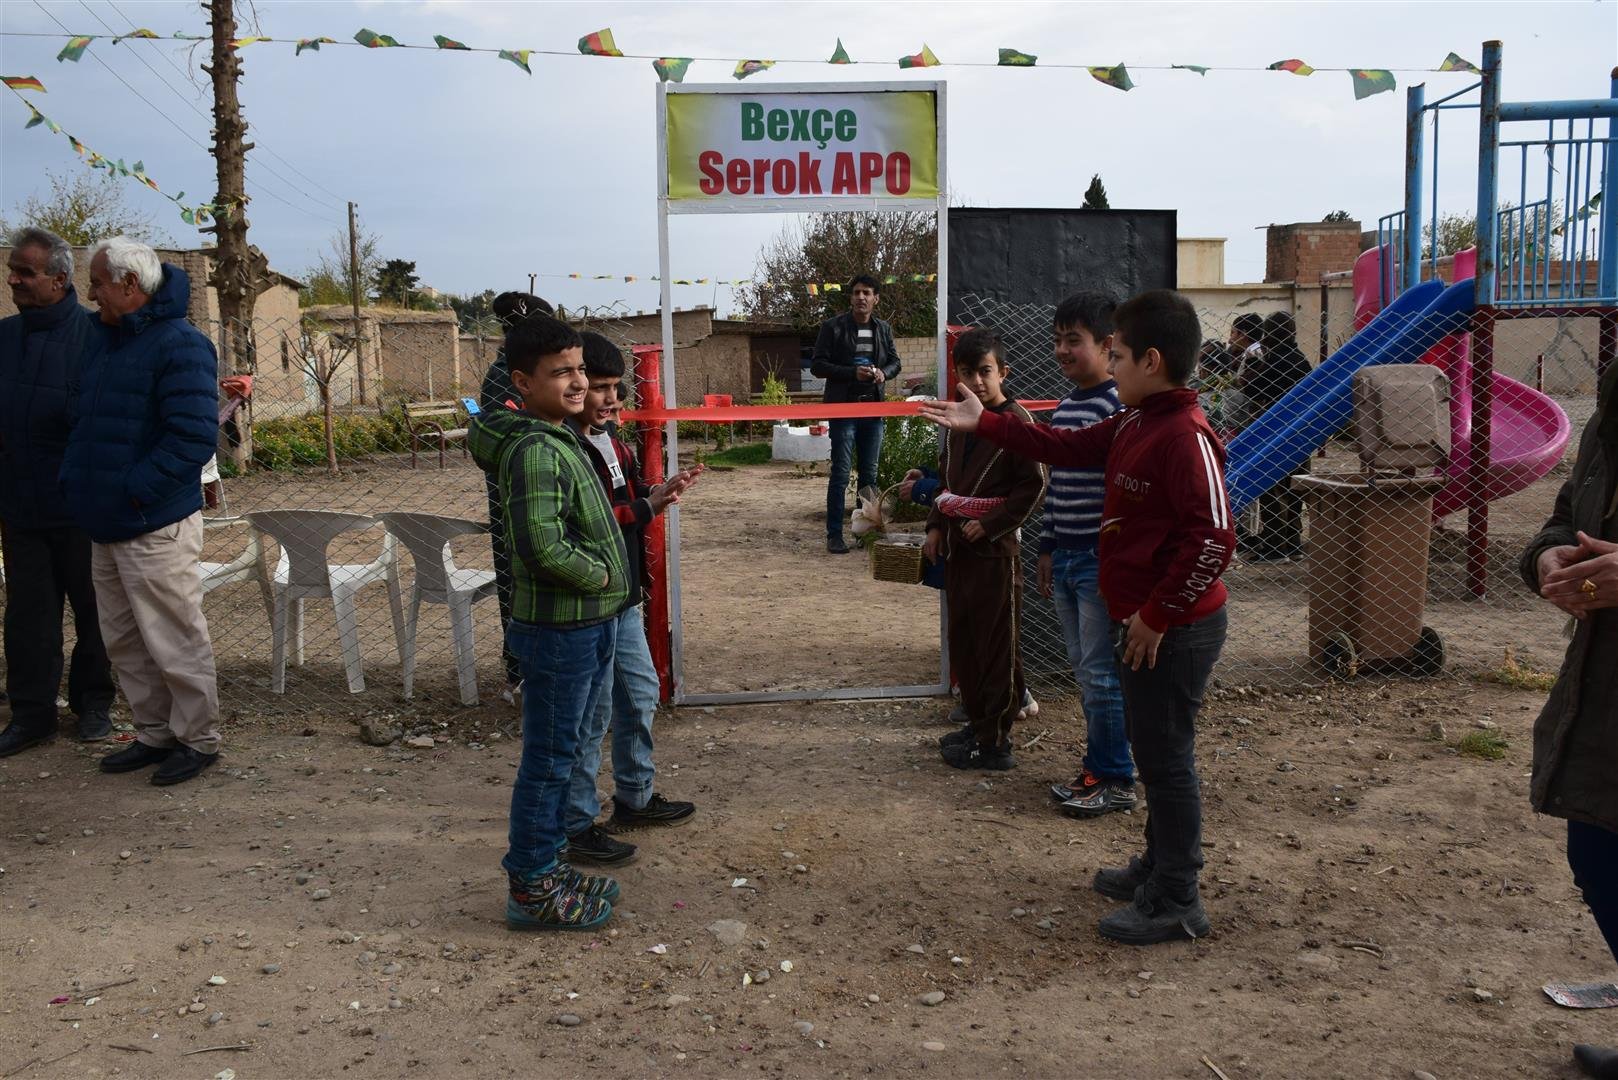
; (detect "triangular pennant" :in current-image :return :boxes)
[653,57,693,83]
[68,135,86,155]
[674,279,693,286]
[829,39,851,65]
[578,29,622,57]
[1088,64,1133,91]
[180,207,196,225]
[296,37,335,55]
[1438,52,1480,73]
[898,44,939,69]
[1172,64,1209,75]
[997,48,1036,67]
[230,37,268,49]
[623,275,637,283]
[113,29,158,43]
[57,36,94,63]
[433,35,470,50]
[1349,69,1396,100]
[354,29,401,49]
[24,107,45,129]
[498,49,532,74]
[1268,59,1314,76]
[2,75,46,92]
[733,59,774,80]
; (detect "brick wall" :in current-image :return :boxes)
[1265,222,1363,285]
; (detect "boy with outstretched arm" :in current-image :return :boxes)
[467,315,630,932]
[562,332,702,866]
[924,328,1048,772]
[921,290,1235,945]
[1040,293,1133,820]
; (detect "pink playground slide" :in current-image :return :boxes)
[1352,247,1571,518]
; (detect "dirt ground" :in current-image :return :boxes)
[3,447,1613,1079]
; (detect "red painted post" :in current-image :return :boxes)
[1466,310,1495,599]
[631,343,673,701]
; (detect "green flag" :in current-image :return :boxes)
[578,29,622,57]
[733,59,774,80]
[295,37,335,55]
[1350,69,1396,100]
[1173,64,1209,75]
[829,39,851,65]
[433,35,470,50]
[499,49,532,74]
[57,36,94,63]
[354,29,401,48]
[997,48,1037,67]
[1268,58,1314,76]
[1088,64,1133,91]
[653,57,693,83]
[1439,52,1480,73]
[898,44,940,69]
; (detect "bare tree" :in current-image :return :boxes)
[293,317,355,475]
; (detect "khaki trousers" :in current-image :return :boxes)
[92,511,220,754]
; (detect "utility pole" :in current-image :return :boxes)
[348,200,368,405]
[204,0,267,469]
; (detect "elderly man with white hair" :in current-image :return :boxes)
[0,227,116,757]
[61,236,222,786]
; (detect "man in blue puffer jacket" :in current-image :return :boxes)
[0,227,117,757]
[62,237,222,787]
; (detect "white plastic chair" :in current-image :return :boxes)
[197,522,272,622]
[246,510,403,694]
[380,513,497,706]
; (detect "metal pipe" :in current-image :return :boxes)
[633,344,673,701]
[1403,83,1426,294]
[1474,41,1503,306]
[1598,66,1618,300]
[1500,99,1618,122]
[1426,81,1483,109]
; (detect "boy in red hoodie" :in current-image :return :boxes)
[921,289,1234,945]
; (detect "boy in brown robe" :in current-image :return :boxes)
[924,329,1048,771]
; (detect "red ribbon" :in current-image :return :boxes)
[620,399,1061,423]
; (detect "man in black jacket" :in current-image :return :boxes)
[811,275,901,554]
[0,227,116,756]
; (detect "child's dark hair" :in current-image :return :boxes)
[1261,311,1298,351]
[1113,290,1202,384]
[505,314,582,377]
[952,327,1007,370]
[1053,292,1116,340]
[1232,313,1263,343]
[849,273,881,294]
[492,291,553,328]
[580,330,626,378]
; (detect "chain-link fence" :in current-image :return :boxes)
[955,291,1604,692]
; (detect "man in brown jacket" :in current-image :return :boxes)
[924,329,1047,771]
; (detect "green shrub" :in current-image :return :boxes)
[250,410,411,472]
[876,412,941,493]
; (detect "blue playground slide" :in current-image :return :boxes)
[1224,278,1475,515]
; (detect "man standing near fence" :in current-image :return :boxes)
[62,237,222,786]
[812,275,902,554]
[0,227,116,757]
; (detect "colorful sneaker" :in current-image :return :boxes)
[1097,881,1209,945]
[1049,770,1103,803]
[506,868,612,932]
[1061,781,1138,819]
[557,861,620,904]
[940,739,1016,771]
[566,824,638,865]
[611,793,696,828]
[1092,856,1152,902]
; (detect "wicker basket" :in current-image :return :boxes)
[870,532,927,584]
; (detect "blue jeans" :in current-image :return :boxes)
[826,417,884,537]
[501,617,617,878]
[565,604,661,832]
[1116,607,1227,901]
[1049,547,1131,783]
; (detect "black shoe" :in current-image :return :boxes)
[1050,769,1104,803]
[1098,882,1210,945]
[1062,781,1139,819]
[827,535,849,555]
[99,741,175,773]
[1575,1044,1618,1079]
[940,739,1016,771]
[151,745,218,786]
[76,710,112,742]
[1092,856,1152,902]
[566,824,638,865]
[939,723,976,749]
[0,721,55,758]
[611,793,696,828]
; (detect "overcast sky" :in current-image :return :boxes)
[1,1,1613,313]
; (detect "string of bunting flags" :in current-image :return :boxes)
[2,76,230,224]
[541,272,939,294]
[18,23,1487,102]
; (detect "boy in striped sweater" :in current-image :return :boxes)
[1039,294,1134,820]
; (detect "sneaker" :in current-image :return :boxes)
[1061,781,1138,819]
[565,824,638,865]
[939,723,976,749]
[1092,856,1152,902]
[1050,770,1103,803]
[940,739,1016,771]
[151,745,218,786]
[1097,882,1210,945]
[1018,690,1039,721]
[506,868,612,932]
[76,710,112,742]
[557,861,620,904]
[611,793,696,828]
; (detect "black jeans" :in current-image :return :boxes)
[1115,607,1227,901]
[2,524,115,729]
[1569,820,1618,965]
